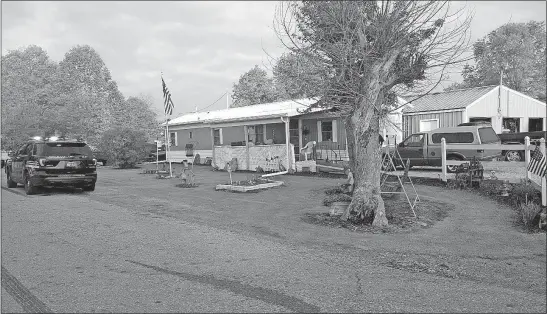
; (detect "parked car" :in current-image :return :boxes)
[497,131,544,162]
[5,137,98,194]
[391,125,502,173]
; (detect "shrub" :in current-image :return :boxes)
[518,202,543,230]
[323,194,352,206]
[98,127,149,169]
[510,182,541,206]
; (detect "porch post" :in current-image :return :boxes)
[210,128,216,168]
[244,125,250,171]
[285,117,291,170]
[298,119,303,160]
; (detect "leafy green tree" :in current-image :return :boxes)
[231,65,277,107]
[446,21,546,101]
[98,127,149,169]
[275,1,471,226]
[121,96,159,140]
[273,52,325,100]
[1,45,59,150]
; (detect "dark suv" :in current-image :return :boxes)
[5,137,98,194]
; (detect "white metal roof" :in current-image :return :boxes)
[167,98,321,126]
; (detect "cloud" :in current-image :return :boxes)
[2,1,545,116]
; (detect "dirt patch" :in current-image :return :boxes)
[302,197,454,234]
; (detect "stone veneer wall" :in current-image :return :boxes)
[213,144,296,172]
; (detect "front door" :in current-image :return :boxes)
[397,133,426,166]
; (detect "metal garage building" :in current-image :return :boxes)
[401,85,546,137]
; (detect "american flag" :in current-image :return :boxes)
[161,76,174,116]
[527,146,546,177]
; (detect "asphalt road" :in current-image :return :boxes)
[1,167,546,313]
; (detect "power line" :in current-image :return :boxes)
[198,91,228,112]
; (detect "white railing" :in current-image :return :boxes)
[441,136,546,206]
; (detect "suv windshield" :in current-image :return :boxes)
[478,127,500,144]
[37,142,93,157]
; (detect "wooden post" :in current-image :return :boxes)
[541,138,546,207]
[525,136,531,181]
[211,128,216,168]
[441,138,447,182]
[244,125,250,171]
[285,117,291,170]
[298,118,303,160]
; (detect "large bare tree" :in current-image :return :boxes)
[275,1,471,226]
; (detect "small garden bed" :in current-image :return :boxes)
[175,183,199,188]
[302,187,454,234]
[215,178,284,193]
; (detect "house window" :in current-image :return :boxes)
[254,125,264,144]
[169,132,177,147]
[529,118,544,132]
[213,129,221,146]
[321,121,333,141]
[419,119,439,132]
[189,131,193,139]
[502,118,520,133]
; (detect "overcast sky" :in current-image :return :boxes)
[2,1,546,118]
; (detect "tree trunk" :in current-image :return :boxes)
[341,102,388,227]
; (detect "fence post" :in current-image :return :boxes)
[525,136,531,181]
[441,138,447,182]
[541,138,546,207]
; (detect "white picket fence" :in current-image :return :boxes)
[441,137,546,206]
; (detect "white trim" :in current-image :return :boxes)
[263,124,267,143]
[419,119,439,132]
[298,119,303,149]
[403,108,465,116]
[219,128,223,145]
[501,85,547,106]
[317,120,322,142]
[462,110,468,123]
[169,124,212,131]
[210,118,282,128]
[332,119,338,142]
[464,86,499,111]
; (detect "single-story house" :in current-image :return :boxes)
[401,85,546,138]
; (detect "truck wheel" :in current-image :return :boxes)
[6,170,17,188]
[505,150,522,162]
[446,156,462,173]
[24,175,37,195]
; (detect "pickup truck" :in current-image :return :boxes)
[390,125,502,172]
[497,131,545,162]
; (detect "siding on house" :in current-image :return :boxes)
[169,127,212,151]
[403,111,463,138]
[300,117,346,150]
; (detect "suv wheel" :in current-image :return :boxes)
[24,175,38,195]
[6,170,17,188]
[83,183,95,192]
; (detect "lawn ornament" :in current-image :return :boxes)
[500,180,510,197]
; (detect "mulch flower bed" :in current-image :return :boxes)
[303,187,454,234]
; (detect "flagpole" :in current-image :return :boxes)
[166,115,173,178]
